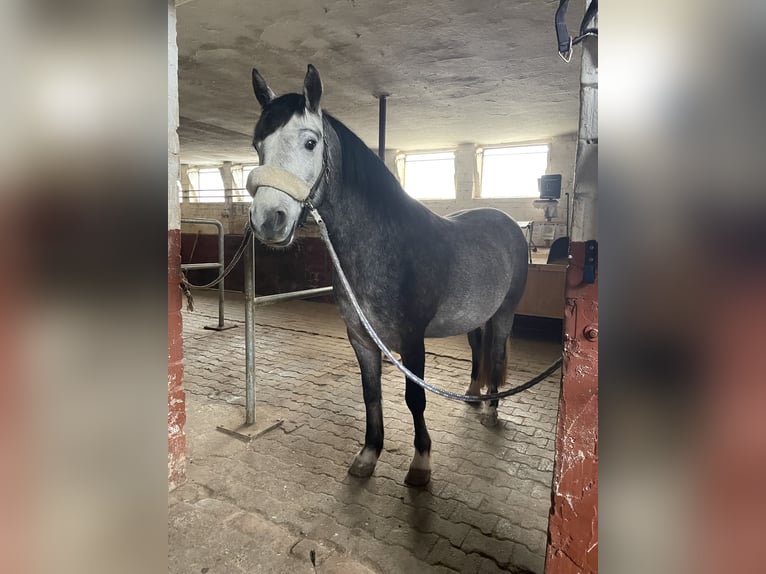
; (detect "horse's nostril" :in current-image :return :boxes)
[273,209,287,230]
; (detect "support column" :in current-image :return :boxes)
[179,164,193,203]
[167,0,186,491]
[185,166,199,202]
[545,2,598,571]
[230,164,244,201]
[454,143,477,202]
[220,161,235,222]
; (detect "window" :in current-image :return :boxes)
[403,152,455,200]
[480,145,549,198]
[235,165,257,202]
[195,168,225,202]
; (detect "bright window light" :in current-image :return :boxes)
[480,145,549,198]
[403,152,455,200]
[235,165,257,202]
[196,168,225,202]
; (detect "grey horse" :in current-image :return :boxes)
[247,65,528,486]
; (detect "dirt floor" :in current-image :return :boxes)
[169,290,561,573]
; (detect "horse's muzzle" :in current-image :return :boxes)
[250,207,297,248]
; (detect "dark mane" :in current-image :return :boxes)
[325,115,400,192]
[325,113,418,215]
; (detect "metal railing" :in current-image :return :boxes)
[181,218,236,331]
[180,187,253,203]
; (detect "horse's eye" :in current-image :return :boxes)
[304,139,317,151]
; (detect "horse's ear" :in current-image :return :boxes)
[252,68,276,108]
[303,64,322,113]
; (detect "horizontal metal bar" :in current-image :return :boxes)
[181,263,222,271]
[181,218,224,230]
[254,286,334,307]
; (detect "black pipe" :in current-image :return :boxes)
[378,94,387,160]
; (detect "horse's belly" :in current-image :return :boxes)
[424,291,506,338]
[424,316,483,338]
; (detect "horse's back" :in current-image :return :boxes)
[424,208,528,337]
[445,208,528,268]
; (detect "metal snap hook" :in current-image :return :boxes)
[558,36,573,63]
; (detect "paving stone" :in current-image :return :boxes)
[460,529,514,566]
[426,538,468,570]
[449,505,499,536]
[511,542,546,574]
[384,523,440,560]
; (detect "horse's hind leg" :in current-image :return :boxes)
[482,314,514,427]
[402,339,432,486]
[465,328,483,403]
[347,333,384,478]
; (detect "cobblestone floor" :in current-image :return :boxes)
[169,290,561,573]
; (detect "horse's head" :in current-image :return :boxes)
[247,65,325,248]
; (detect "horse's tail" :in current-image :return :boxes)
[476,322,511,389]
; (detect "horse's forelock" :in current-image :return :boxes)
[253,93,307,144]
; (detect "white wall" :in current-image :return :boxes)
[168,2,180,232]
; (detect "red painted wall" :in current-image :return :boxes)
[168,229,186,489]
[546,241,598,572]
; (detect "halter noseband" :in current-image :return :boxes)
[247,136,330,227]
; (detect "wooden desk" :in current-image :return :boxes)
[516,263,567,319]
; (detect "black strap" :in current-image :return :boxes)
[556,0,598,56]
[577,0,599,42]
[555,0,573,54]
[297,135,330,227]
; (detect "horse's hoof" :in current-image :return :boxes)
[481,411,499,427]
[348,458,376,478]
[404,468,431,487]
[465,389,482,408]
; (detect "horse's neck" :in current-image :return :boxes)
[319,119,427,248]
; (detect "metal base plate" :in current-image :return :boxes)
[215,419,284,443]
[203,323,238,331]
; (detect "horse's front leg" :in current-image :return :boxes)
[402,339,432,486]
[347,333,383,478]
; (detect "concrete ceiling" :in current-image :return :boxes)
[177,0,583,165]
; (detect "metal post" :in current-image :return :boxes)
[378,94,387,160]
[216,225,225,328]
[244,235,256,425]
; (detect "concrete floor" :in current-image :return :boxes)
[169,290,561,573]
